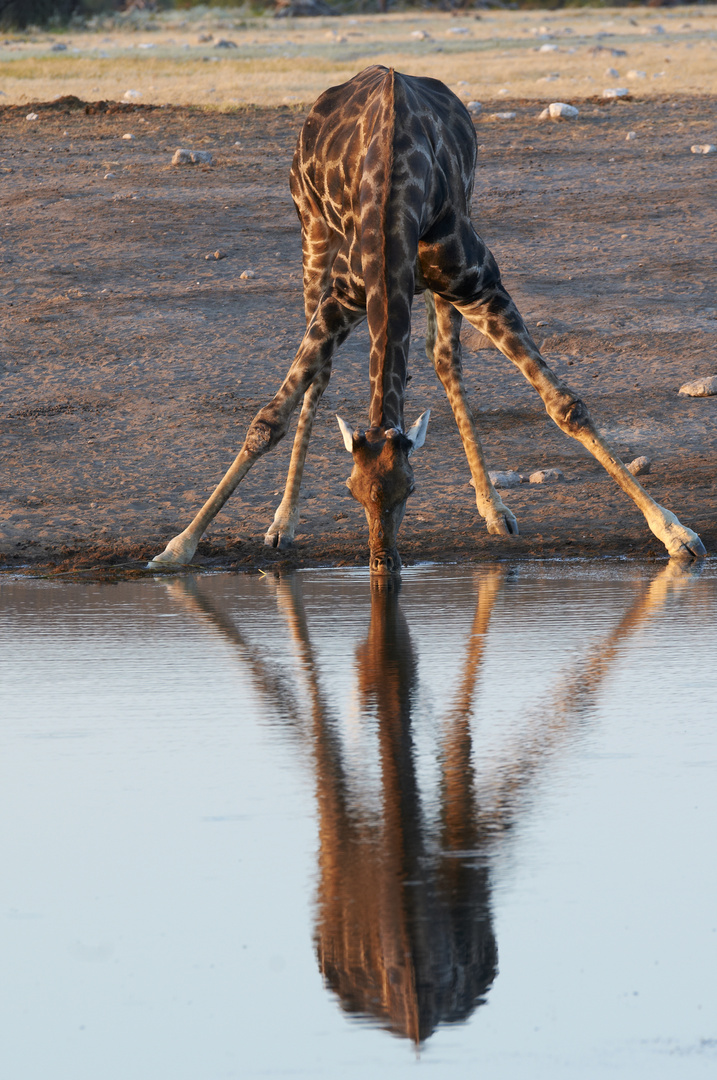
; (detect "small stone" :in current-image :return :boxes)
[539,43,559,53]
[26,113,39,121]
[605,67,619,77]
[626,456,651,476]
[626,70,647,80]
[488,470,522,489]
[626,131,637,141]
[529,468,565,484]
[691,144,717,155]
[172,149,213,166]
[240,269,256,279]
[215,39,238,48]
[467,101,482,115]
[678,375,717,397]
[205,250,227,261]
[411,30,431,40]
[197,33,213,43]
[104,172,116,179]
[536,319,548,327]
[123,89,141,101]
[603,88,629,98]
[122,133,134,140]
[51,43,67,52]
[490,112,517,121]
[539,102,579,121]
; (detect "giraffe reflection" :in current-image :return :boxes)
[163,560,701,1045]
[313,578,499,1043]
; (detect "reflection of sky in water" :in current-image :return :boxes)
[1,562,716,1079]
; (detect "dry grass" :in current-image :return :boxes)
[1,6,717,109]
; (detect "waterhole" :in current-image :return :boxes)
[1,561,715,1079]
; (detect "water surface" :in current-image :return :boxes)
[1,561,716,1079]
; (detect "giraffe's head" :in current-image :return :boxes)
[336,411,430,576]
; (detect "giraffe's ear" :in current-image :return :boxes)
[406,410,431,454]
[336,415,355,453]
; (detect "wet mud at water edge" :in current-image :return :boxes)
[0,95,716,573]
[1,561,716,1079]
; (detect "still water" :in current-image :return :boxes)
[1,561,716,1079]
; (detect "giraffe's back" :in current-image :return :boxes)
[291,65,478,280]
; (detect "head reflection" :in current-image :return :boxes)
[161,558,702,1047]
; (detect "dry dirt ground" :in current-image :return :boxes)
[1,91,716,574]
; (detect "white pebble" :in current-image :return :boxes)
[678,376,717,397]
[490,112,517,121]
[626,456,651,476]
[411,30,431,40]
[691,144,717,155]
[467,101,482,115]
[240,269,256,280]
[626,70,647,80]
[539,43,559,53]
[603,88,629,99]
[447,27,469,35]
[122,133,134,140]
[488,470,522,489]
[529,468,565,484]
[123,89,141,101]
[104,172,116,179]
[626,131,637,141]
[171,148,213,166]
[539,102,579,121]
[26,113,39,121]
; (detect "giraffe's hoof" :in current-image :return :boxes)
[264,527,295,550]
[671,533,707,559]
[147,531,198,568]
[486,509,519,536]
[653,510,707,559]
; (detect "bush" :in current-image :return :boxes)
[0,0,123,30]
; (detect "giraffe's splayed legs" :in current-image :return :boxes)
[454,284,706,559]
[148,295,361,568]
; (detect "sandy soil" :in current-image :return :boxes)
[2,7,717,108]
[1,89,716,574]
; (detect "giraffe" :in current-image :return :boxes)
[149,65,705,574]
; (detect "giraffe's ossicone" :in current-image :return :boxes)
[148,66,705,573]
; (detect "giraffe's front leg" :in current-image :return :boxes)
[264,367,331,549]
[426,291,518,537]
[455,285,706,559]
[148,295,360,568]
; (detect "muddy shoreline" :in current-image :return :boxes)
[1,94,715,576]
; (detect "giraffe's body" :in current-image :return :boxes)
[149,66,705,572]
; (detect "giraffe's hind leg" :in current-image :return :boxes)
[452,275,705,559]
[264,366,332,549]
[148,294,363,568]
[427,291,517,536]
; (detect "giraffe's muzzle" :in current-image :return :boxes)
[370,549,402,577]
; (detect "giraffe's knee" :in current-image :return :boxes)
[244,414,287,456]
[546,390,593,437]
